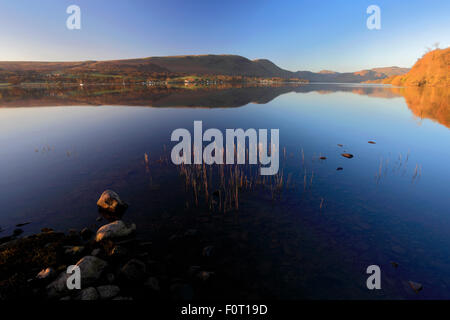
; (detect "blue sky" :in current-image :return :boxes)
[0,0,448,72]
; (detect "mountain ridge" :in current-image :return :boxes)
[0,54,411,83]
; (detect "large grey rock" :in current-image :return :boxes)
[46,272,70,299]
[76,256,108,286]
[97,190,128,214]
[97,285,120,300]
[95,220,136,242]
[47,256,108,298]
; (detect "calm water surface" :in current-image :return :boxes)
[0,84,449,299]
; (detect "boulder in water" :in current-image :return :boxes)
[97,190,128,217]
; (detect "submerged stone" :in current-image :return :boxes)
[408,281,423,293]
[16,222,31,227]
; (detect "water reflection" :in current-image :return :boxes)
[1,84,448,128]
[392,87,450,128]
[0,83,449,299]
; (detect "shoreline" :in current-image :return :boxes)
[0,190,279,301]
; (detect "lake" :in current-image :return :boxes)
[0,83,449,299]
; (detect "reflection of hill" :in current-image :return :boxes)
[1,84,448,129]
[0,85,305,109]
[392,87,450,128]
[316,86,403,99]
[0,84,411,109]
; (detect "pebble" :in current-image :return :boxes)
[64,246,85,256]
[36,267,55,280]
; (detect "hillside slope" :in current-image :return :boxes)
[376,48,449,87]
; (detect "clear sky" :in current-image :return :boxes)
[0,0,448,72]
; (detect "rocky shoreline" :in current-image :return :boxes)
[0,190,273,301]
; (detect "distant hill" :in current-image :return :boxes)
[369,48,449,87]
[144,55,294,78]
[370,67,411,77]
[0,54,411,83]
